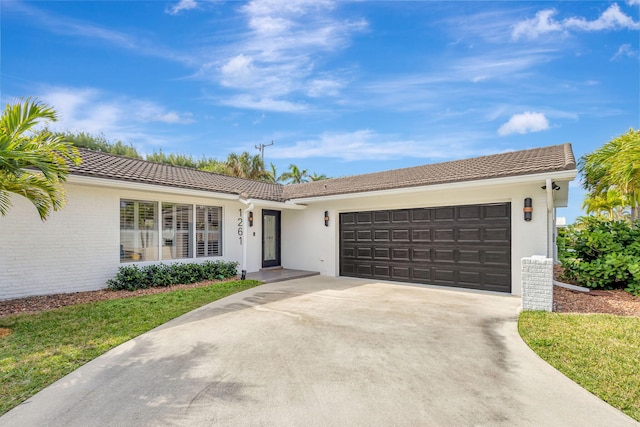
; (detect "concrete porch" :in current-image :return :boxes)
[245,268,320,283]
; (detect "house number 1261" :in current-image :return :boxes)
[238,209,243,245]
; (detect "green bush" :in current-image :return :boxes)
[107,261,239,291]
[558,217,640,295]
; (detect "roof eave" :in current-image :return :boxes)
[288,169,578,203]
[68,174,258,202]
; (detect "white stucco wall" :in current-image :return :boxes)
[0,181,256,300]
[281,179,565,296]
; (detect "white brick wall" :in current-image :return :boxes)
[521,256,553,311]
[0,182,248,300]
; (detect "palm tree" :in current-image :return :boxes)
[582,188,629,220]
[309,172,329,181]
[224,152,269,180]
[280,163,309,184]
[580,128,640,221]
[0,98,80,220]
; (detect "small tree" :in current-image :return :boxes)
[280,163,309,184]
[580,128,640,221]
[0,98,80,220]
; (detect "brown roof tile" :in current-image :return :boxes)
[283,143,576,200]
[70,149,285,201]
[69,143,575,202]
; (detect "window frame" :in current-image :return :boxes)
[120,199,223,263]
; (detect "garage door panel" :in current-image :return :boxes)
[374,229,390,241]
[434,207,455,221]
[392,210,410,223]
[392,248,410,261]
[357,212,372,224]
[373,211,390,223]
[413,268,431,280]
[356,247,373,259]
[458,249,481,264]
[458,228,481,242]
[434,229,455,242]
[412,209,431,222]
[434,249,455,262]
[458,205,482,220]
[374,247,391,260]
[356,264,373,276]
[485,204,510,220]
[485,250,510,265]
[374,265,391,278]
[412,229,431,242]
[340,203,511,293]
[484,227,510,243]
[412,248,430,261]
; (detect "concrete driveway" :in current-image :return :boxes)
[2,276,636,426]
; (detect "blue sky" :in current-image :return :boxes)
[2,0,639,221]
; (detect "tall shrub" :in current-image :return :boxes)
[558,217,640,295]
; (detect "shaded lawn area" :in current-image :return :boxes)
[519,311,640,422]
[0,280,261,416]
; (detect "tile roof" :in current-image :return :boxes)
[70,143,575,202]
[283,143,576,200]
[70,149,285,201]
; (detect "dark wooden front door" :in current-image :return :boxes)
[339,203,512,293]
[262,210,281,268]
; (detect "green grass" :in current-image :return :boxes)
[519,311,640,421]
[0,280,261,415]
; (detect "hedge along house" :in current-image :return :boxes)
[0,143,576,301]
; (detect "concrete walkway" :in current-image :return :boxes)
[2,277,637,426]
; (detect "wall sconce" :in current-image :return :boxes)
[324,210,329,227]
[248,211,254,227]
[523,198,533,222]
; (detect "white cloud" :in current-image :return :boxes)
[219,95,308,113]
[512,10,564,40]
[166,0,199,15]
[38,86,195,147]
[498,112,550,136]
[512,4,640,40]
[200,0,367,111]
[307,78,343,97]
[628,0,640,5]
[268,130,498,161]
[612,43,638,60]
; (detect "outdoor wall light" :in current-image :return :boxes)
[248,211,254,227]
[324,210,330,227]
[523,198,533,222]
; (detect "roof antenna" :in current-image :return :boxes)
[255,140,274,162]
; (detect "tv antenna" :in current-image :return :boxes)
[255,140,274,162]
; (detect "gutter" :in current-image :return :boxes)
[553,279,590,293]
[238,198,254,280]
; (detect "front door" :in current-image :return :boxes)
[262,210,281,268]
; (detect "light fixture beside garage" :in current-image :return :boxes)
[248,211,254,227]
[523,198,533,222]
[324,211,330,227]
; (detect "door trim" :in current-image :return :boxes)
[262,210,281,268]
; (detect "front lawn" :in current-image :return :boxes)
[519,311,640,421]
[0,280,261,416]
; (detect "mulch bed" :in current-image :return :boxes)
[554,286,640,317]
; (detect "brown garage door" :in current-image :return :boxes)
[340,203,511,293]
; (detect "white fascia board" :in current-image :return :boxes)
[247,199,307,210]
[68,175,308,209]
[289,169,578,204]
[68,175,243,201]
